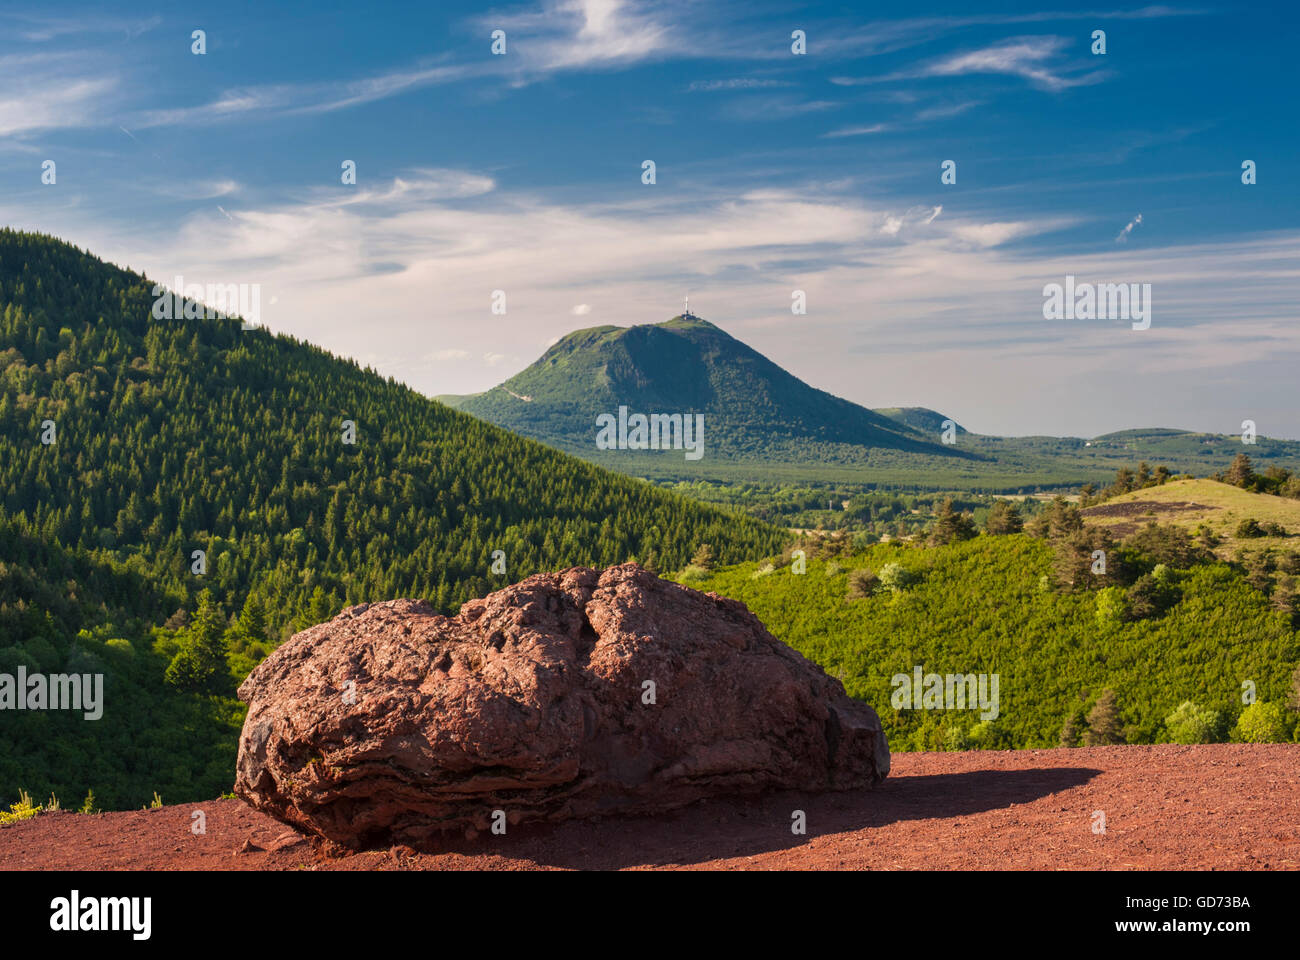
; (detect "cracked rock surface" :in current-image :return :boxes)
[235,563,889,848]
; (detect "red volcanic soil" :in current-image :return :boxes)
[3,744,1297,870]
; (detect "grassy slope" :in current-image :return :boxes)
[1081,478,1300,557]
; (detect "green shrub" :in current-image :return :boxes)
[0,790,42,826]
[1124,523,1210,567]
[679,564,710,584]
[1126,573,1177,621]
[1163,700,1222,744]
[847,567,879,599]
[1095,586,1126,626]
[943,724,970,751]
[1236,518,1265,538]
[967,720,996,748]
[1231,701,1288,743]
[878,562,917,593]
[851,530,879,551]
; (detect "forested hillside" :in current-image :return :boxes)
[0,229,784,810]
[679,535,1300,751]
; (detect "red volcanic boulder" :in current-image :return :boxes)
[234,563,889,848]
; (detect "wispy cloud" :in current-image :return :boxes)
[0,52,120,135]
[0,2,1201,135]
[914,99,983,121]
[687,77,793,92]
[479,0,677,76]
[315,169,497,208]
[822,123,889,138]
[833,36,1110,92]
[922,36,1109,91]
[1116,212,1143,242]
[131,62,480,128]
[7,13,161,42]
[126,0,682,127]
[721,96,840,121]
[820,7,1202,60]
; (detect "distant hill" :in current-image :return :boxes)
[440,316,1300,492]
[439,315,970,470]
[0,230,784,810]
[872,407,967,436]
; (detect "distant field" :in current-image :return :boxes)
[1081,478,1300,558]
[447,424,1300,494]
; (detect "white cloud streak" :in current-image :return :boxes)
[1116,212,1143,242]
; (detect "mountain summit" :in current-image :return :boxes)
[439,315,959,467]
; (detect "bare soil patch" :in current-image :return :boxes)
[1080,500,1217,537]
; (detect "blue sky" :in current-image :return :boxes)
[2,1,1297,438]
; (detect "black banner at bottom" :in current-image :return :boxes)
[5,869,1280,947]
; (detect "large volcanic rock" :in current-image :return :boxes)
[234,564,889,848]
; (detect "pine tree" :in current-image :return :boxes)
[1226,453,1255,489]
[690,543,716,571]
[1083,690,1126,745]
[929,498,977,545]
[164,590,230,693]
[1059,713,1081,747]
[237,592,268,644]
[985,500,1023,535]
[1270,576,1298,623]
